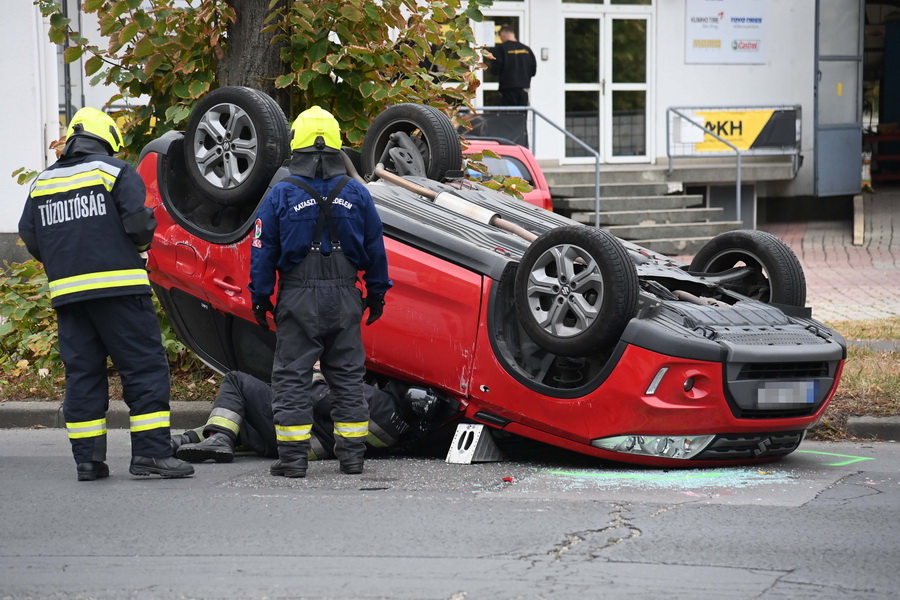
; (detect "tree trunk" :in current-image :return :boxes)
[218,0,291,115]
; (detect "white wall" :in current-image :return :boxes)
[655,1,817,196]
[0,0,834,242]
[0,6,59,235]
[493,0,819,197]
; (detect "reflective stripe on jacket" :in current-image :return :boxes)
[18,152,155,308]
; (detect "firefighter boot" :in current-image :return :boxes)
[270,457,308,478]
[339,458,364,475]
[130,455,195,478]
[76,461,110,482]
[176,432,235,463]
[170,428,202,454]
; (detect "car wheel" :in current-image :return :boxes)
[689,230,806,306]
[183,86,290,207]
[361,104,462,181]
[514,226,639,357]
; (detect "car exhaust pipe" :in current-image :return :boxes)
[373,164,537,243]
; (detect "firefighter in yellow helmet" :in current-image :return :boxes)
[249,106,391,478]
[18,107,193,481]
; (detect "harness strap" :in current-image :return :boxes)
[285,175,351,252]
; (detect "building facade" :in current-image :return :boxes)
[2,0,889,256]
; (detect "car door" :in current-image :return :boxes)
[362,237,483,396]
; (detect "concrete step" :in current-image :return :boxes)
[554,194,706,213]
[572,207,725,226]
[544,166,674,186]
[541,158,796,186]
[551,181,680,198]
[603,220,742,242]
[622,236,718,257]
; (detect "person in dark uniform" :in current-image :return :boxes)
[490,25,537,107]
[170,370,441,464]
[249,106,391,478]
[18,107,193,481]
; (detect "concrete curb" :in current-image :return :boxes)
[1,400,898,442]
[0,400,213,431]
[844,416,900,442]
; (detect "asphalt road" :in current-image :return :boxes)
[1,429,898,600]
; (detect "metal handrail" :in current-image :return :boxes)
[667,107,743,222]
[468,106,603,227]
[666,105,802,225]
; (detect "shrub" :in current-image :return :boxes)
[0,259,209,378]
[0,260,59,375]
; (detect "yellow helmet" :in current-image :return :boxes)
[66,107,123,153]
[290,106,341,152]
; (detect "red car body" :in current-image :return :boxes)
[138,93,845,468]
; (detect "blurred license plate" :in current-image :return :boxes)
[757,381,816,408]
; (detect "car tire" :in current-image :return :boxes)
[514,225,639,357]
[183,86,290,207]
[689,229,806,306]
[361,104,462,181]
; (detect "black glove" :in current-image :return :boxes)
[364,294,385,326]
[252,298,274,331]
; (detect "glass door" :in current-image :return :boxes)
[608,15,648,161]
[564,14,649,162]
[564,17,602,159]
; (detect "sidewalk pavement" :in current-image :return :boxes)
[2,191,899,441]
[760,189,900,324]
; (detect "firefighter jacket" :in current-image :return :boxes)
[18,143,156,308]
[249,174,392,305]
[490,40,537,91]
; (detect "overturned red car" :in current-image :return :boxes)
[140,87,846,467]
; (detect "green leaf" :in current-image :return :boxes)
[125,0,142,8]
[63,46,84,63]
[465,7,484,22]
[84,55,103,76]
[110,1,129,19]
[143,53,164,77]
[164,104,190,124]
[133,36,155,58]
[135,12,153,30]
[297,70,317,89]
[48,27,66,45]
[457,45,476,59]
[363,4,379,20]
[49,13,71,29]
[339,4,360,22]
[188,79,209,98]
[119,22,140,45]
[359,80,378,98]
[275,73,295,88]
[84,0,105,11]
[173,82,190,99]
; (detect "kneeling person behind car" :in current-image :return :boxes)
[171,371,441,467]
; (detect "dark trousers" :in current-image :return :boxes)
[208,371,279,458]
[208,371,410,460]
[499,88,529,107]
[57,294,171,463]
[309,381,410,459]
[272,251,368,463]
